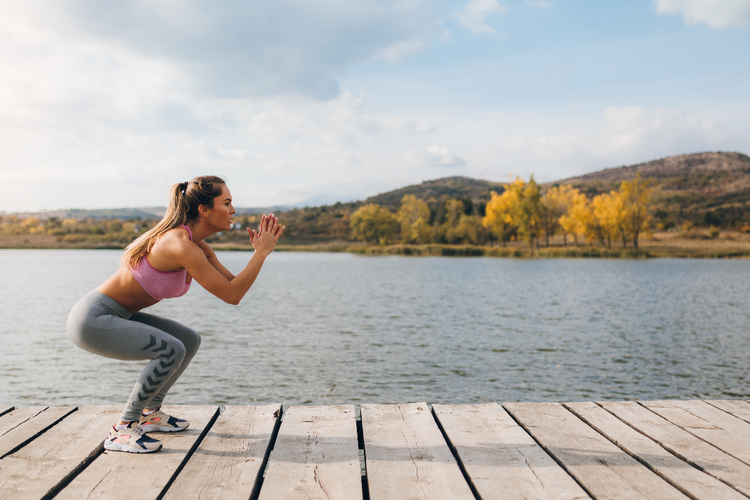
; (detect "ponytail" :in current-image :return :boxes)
[121,175,225,268]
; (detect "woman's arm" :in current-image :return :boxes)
[198,240,236,280]
[179,215,284,305]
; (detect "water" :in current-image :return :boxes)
[1,249,749,407]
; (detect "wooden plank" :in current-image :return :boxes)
[0,405,120,500]
[55,405,218,500]
[433,403,588,500]
[641,400,750,466]
[600,401,750,497]
[705,400,750,425]
[567,402,746,500]
[0,408,13,418]
[163,404,280,500]
[0,406,77,458]
[259,405,361,500]
[361,403,474,500]
[504,402,689,500]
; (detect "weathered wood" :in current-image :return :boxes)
[0,408,13,418]
[567,402,746,500]
[55,405,218,500]
[504,402,689,500]
[163,404,280,500]
[433,403,587,500]
[361,403,474,500]
[601,401,750,497]
[641,400,750,466]
[704,400,750,425]
[0,406,77,458]
[0,405,120,500]
[259,405,361,500]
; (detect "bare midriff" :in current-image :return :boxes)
[96,265,161,314]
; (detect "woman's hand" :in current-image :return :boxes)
[247,214,285,257]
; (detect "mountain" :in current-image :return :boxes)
[552,152,750,224]
[365,176,506,209]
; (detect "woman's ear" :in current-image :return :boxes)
[198,204,210,218]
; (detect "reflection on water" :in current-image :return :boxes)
[1,249,749,406]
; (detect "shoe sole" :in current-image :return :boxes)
[139,424,189,433]
[104,440,162,453]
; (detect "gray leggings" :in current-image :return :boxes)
[67,290,201,422]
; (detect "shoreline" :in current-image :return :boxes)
[3,234,750,258]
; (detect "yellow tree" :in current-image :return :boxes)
[559,190,591,246]
[482,188,517,247]
[556,187,585,246]
[350,204,399,245]
[508,176,542,255]
[591,193,620,249]
[619,172,654,251]
[542,185,574,247]
[396,195,432,244]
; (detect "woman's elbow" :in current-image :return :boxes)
[225,296,242,306]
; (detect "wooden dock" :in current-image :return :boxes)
[1,400,750,499]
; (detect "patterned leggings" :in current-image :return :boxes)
[67,290,201,422]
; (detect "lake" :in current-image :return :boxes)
[1,250,749,407]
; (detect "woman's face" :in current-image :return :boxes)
[205,184,236,232]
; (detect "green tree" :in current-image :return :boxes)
[350,204,399,245]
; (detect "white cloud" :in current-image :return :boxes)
[0,0,440,101]
[655,0,750,28]
[375,40,425,63]
[405,145,467,167]
[456,0,509,35]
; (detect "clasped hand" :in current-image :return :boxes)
[247,214,285,256]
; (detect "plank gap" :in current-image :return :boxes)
[0,406,78,459]
[39,441,105,500]
[156,405,222,500]
[430,405,482,500]
[249,404,284,500]
[502,403,595,500]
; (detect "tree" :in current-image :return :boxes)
[483,189,517,247]
[619,172,654,251]
[542,185,573,247]
[508,176,542,255]
[559,189,590,247]
[350,204,399,245]
[396,195,432,244]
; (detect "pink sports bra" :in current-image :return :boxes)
[130,225,193,301]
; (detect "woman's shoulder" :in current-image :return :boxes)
[153,226,193,251]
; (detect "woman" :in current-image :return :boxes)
[67,176,284,453]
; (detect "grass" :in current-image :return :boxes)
[3,231,750,258]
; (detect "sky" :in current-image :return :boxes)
[1,0,749,212]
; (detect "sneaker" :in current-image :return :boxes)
[139,407,189,432]
[104,422,162,453]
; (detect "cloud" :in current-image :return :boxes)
[456,0,508,35]
[655,0,750,28]
[0,0,441,101]
[516,106,728,174]
[405,145,467,167]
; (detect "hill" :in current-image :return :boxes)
[552,152,750,227]
[365,176,506,209]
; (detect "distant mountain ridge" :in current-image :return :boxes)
[8,151,749,221]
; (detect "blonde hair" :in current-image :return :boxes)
[121,175,226,268]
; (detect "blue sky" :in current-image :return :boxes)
[1,0,749,211]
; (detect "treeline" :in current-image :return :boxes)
[5,172,750,249]
[349,173,662,253]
